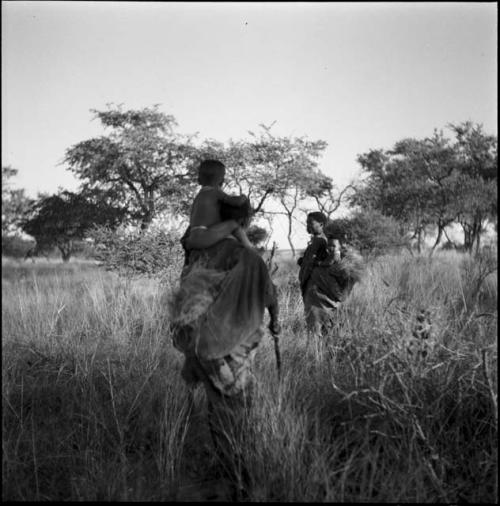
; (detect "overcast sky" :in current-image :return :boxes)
[2,1,497,248]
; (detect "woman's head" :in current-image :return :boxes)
[198,159,226,186]
[306,211,327,235]
[220,197,253,228]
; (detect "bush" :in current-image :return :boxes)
[69,239,97,259]
[2,234,35,258]
[328,209,409,257]
[246,225,269,247]
[89,225,184,282]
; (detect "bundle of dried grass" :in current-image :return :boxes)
[338,246,365,284]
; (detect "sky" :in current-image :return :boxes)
[2,1,497,249]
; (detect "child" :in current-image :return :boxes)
[184,159,254,250]
[318,236,342,266]
[320,221,351,266]
[318,222,361,301]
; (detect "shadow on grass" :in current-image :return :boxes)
[2,342,191,501]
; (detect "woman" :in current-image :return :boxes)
[170,188,280,499]
[298,213,363,338]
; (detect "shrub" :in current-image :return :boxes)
[1,234,35,258]
[89,225,184,282]
[246,225,269,247]
[328,209,409,257]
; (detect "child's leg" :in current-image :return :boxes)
[232,227,254,249]
[186,220,239,249]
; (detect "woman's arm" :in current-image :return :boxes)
[299,237,327,293]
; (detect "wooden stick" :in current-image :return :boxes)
[482,348,498,427]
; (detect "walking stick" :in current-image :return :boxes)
[272,333,282,380]
[266,241,282,380]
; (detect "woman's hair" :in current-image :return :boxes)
[198,159,226,186]
[307,211,327,225]
[220,198,253,228]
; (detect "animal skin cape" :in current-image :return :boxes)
[171,238,275,360]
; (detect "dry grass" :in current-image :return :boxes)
[2,250,497,501]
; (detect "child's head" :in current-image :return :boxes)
[324,220,348,243]
[306,212,327,235]
[198,159,226,186]
[324,221,347,259]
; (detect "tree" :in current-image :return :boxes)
[353,141,442,253]
[2,166,33,236]
[2,165,16,197]
[350,124,497,255]
[244,124,328,256]
[304,171,355,221]
[414,131,461,254]
[64,104,199,230]
[387,133,462,255]
[21,191,126,261]
[197,134,285,215]
[350,148,414,249]
[449,122,497,253]
[195,124,330,255]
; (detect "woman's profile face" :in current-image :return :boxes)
[307,218,323,235]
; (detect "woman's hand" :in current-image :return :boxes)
[269,319,282,336]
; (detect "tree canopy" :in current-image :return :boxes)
[449,122,497,252]
[192,123,333,255]
[2,166,33,236]
[64,104,199,229]
[350,122,497,254]
[45,105,499,258]
[328,208,408,257]
[21,191,126,261]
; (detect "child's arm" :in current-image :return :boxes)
[185,220,240,249]
[332,239,342,261]
[316,239,341,266]
[232,226,254,249]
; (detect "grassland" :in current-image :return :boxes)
[2,250,497,501]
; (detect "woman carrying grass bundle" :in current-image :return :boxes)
[298,212,364,339]
[170,159,281,499]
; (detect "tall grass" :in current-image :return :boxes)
[2,259,189,500]
[2,250,497,502]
